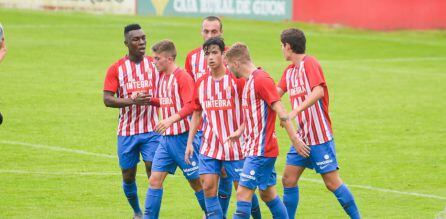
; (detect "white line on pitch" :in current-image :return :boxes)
[1,140,445,201]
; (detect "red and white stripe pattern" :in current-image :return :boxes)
[197,73,244,160]
[284,62,333,145]
[241,73,269,157]
[186,47,207,81]
[116,56,159,136]
[158,70,189,135]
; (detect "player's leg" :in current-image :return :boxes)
[227,160,261,219]
[282,145,311,219]
[140,132,162,180]
[174,132,206,213]
[313,140,360,219]
[233,185,256,219]
[118,135,143,217]
[218,167,233,218]
[144,136,176,219]
[199,154,223,218]
[257,157,288,218]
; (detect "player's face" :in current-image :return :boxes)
[281,43,292,61]
[152,52,171,72]
[125,29,146,57]
[204,45,223,70]
[201,20,222,41]
[226,59,241,78]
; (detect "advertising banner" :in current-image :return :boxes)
[0,0,136,15]
[137,0,292,21]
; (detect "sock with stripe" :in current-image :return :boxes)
[233,200,252,219]
[251,193,262,219]
[218,176,233,217]
[204,196,223,219]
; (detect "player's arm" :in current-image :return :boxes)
[256,74,309,157]
[289,85,324,119]
[272,101,310,157]
[155,72,195,133]
[276,68,288,97]
[224,122,245,149]
[185,110,202,164]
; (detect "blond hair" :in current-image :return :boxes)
[225,42,251,63]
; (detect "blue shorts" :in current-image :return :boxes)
[193,130,203,149]
[198,154,244,181]
[152,132,200,180]
[117,132,161,170]
[286,140,339,174]
[239,156,277,191]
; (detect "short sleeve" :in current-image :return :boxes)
[255,73,280,106]
[103,64,119,93]
[304,57,326,90]
[277,67,290,92]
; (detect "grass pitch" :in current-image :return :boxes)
[0,8,445,218]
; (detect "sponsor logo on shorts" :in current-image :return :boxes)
[240,173,256,181]
[234,168,243,173]
[316,154,333,170]
[250,170,255,175]
[192,161,197,166]
[183,166,199,174]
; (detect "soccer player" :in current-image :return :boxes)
[277,28,360,219]
[144,40,205,218]
[184,16,238,217]
[184,37,261,219]
[103,24,161,219]
[225,42,307,219]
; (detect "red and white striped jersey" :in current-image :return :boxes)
[103,56,159,136]
[193,71,245,161]
[156,68,194,135]
[242,69,280,158]
[278,56,333,146]
[185,47,208,81]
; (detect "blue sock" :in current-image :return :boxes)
[251,194,262,219]
[266,196,289,219]
[195,190,207,213]
[333,184,360,219]
[144,188,163,219]
[204,196,223,219]
[123,181,141,214]
[218,177,232,217]
[283,186,299,219]
[233,201,252,219]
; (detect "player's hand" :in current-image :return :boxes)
[289,109,299,120]
[155,118,173,134]
[292,136,310,158]
[280,120,287,128]
[133,92,151,106]
[184,142,194,165]
[224,131,242,148]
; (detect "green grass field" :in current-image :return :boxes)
[0,8,445,218]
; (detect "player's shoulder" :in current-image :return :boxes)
[253,68,272,79]
[186,47,202,57]
[284,63,296,71]
[175,68,193,80]
[108,56,127,72]
[145,55,154,62]
[196,73,210,85]
[303,55,321,66]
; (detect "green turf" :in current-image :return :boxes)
[0,8,445,218]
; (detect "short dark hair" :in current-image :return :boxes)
[124,24,141,35]
[203,37,225,53]
[152,40,177,60]
[281,28,306,54]
[203,16,223,31]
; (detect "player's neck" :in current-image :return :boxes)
[128,54,144,63]
[243,63,257,79]
[164,64,178,75]
[210,65,226,80]
[290,53,306,65]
